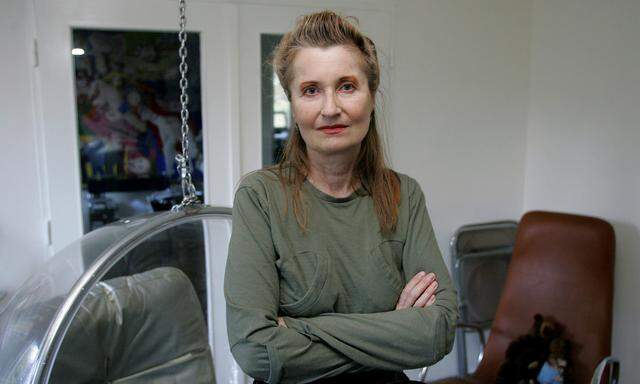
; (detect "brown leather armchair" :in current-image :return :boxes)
[431,211,618,384]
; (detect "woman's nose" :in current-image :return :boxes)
[321,92,341,117]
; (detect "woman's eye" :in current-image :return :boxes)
[340,83,355,92]
[303,86,319,96]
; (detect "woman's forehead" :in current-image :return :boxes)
[291,45,367,83]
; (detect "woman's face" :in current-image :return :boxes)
[289,45,374,158]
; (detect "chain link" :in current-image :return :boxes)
[172,0,200,211]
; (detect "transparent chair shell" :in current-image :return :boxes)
[0,206,243,384]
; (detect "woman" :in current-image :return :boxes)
[224,10,458,384]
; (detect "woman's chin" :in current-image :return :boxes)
[312,142,362,157]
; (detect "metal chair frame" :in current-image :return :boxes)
[450,220,518,376]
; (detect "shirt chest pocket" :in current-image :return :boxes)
[277,250,329,316]
[366,240,406,309]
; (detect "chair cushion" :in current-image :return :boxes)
[50,267,214,383]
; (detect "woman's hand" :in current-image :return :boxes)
[395,271,438,310]
[277,317,288,328]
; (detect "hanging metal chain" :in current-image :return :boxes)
[172,0,199,211]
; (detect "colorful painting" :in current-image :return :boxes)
[72,29,203,191]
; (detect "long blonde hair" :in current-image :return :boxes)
[267,10,400,235]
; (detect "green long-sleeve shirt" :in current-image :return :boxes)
[224,169,458,383]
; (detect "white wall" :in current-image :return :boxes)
[524,0,640,381]
[0,0,48,296]
[389,0,531,256]
[389,1,532,377]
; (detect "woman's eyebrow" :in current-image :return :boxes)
[298,75,359,89]
[297,76,359,89]
[298,81,318,89]
[339,76,359,83]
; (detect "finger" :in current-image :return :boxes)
[396,271,426,309]
[416,288,438,308]
[400,273,436,309]
[398,272,435,309]
[411,289,431,308]
[408,275,434,302]
[413,280,438,307]
[406,271,428,291]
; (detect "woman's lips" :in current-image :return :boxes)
[319,125,348,134]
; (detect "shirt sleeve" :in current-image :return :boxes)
[281,178,458,370]
[224,184,367,384]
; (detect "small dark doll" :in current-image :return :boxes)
[537,337,574,384]
[496,314,563,384]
